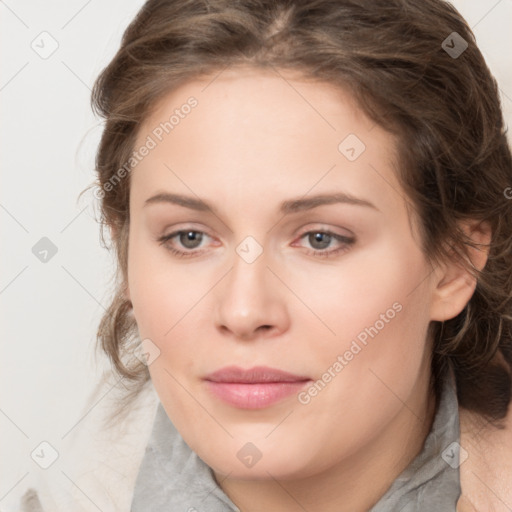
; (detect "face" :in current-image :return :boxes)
[126,66,439,480]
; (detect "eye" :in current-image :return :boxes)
[294,230,355,258]
[157,229,211,258]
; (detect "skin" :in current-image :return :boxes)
[124,65,491,512]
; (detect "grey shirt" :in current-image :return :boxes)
[131,367,461,511]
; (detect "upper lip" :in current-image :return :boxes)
[204,365,311,383]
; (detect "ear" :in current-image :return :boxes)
[430,219,491,322]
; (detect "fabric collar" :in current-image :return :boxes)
[131,367,461,511]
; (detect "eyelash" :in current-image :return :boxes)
[157,229,355,259]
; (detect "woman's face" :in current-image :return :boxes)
[127,66,441,480]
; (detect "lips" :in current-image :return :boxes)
[204,365,311,383]
[203,366,312,409]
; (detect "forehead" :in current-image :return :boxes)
[137,65,380,149]
[130,66,405,217]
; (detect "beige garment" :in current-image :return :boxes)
[10,372,159,512]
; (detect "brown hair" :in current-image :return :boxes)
[85,0,512,428]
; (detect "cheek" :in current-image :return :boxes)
[290,237,430,348]
[127,230,203,338]
[297,240,432,417]
[291,239,433,425]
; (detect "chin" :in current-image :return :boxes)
[202,444,318,481]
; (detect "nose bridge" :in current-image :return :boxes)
[214,236,288,338]
[226,240,272,312]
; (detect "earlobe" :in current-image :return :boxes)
[429,219,491,322]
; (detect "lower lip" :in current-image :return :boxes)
[204,380,311,409]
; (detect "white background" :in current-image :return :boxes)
[1,0,511,501]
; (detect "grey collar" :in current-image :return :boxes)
[131,367,461,511]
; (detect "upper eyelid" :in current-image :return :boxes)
[163,226,351,237]
[162,221,353,236]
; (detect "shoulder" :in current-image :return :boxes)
[457,403,512,512]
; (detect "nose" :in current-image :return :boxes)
[214,247,290,341]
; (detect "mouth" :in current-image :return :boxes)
[203,366,312,409]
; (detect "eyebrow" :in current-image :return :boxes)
[143,191,380,214]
